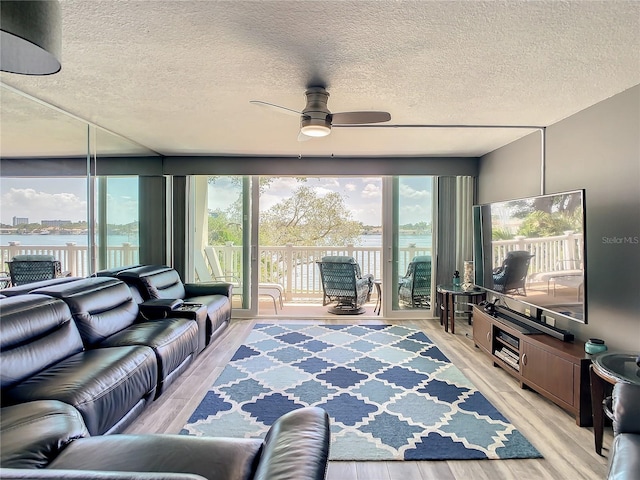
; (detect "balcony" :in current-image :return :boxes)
[1,231,582,311]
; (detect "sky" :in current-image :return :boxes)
[0,177,137,225]
[1,176,432,227]
[210,176,432,226]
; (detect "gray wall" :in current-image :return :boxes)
[478,85,640,351]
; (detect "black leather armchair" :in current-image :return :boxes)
[606,382,640,480]
[1,400,330,480]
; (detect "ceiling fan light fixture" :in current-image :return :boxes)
[0,0,62,75]
[300,115,331,137]
[300,124,331,137]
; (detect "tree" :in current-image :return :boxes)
[509,193,583,237]
[208,210,242,245]
[517,210,577,237]
[260,186,362,246]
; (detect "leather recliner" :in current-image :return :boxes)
[0,295,158,436]
[32,277,199,398]
[0,400,330,480]
[114,265,232,348]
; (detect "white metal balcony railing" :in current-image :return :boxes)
[206,243,430,301]
[491,231,584,275]
[0,241,139,279]
[1,232,582,300]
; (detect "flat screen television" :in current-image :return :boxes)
[473,189,587,324]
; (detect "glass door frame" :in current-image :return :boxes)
[381,176,436,318]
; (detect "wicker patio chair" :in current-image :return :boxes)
[6,254,66,286]
[398,255,432,308]
[492,250,534,295]
[317,255,373,315]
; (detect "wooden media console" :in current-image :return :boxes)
[472,305,592,426]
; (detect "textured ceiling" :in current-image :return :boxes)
[1,0,639,158]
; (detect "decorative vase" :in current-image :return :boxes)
[462,261,474,290]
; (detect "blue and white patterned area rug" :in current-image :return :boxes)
[180,324,542,461]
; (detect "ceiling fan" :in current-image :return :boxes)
[250,87,391,141]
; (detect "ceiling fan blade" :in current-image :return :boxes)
[331,111,391,125]
[249,100,301,117]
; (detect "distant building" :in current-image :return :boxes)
[12,216,28,226]
[41,219,71,227]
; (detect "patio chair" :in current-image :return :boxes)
[200,247,284,313]
[317,255,373,314]
[398,255,432,308]
[0,271,10,289]
[492,250,534,295]
[6,254,69,287]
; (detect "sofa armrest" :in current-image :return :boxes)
[254,407,330,480]
[612,382,640,435]
[607,435,640,480]
[0,401,89,470]
[138,299,184,320]
[184,282,233,298]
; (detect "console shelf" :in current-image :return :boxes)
[472,305,592,426]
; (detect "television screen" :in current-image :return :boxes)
[473,189,586,323]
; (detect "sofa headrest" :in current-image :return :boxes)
[117,265,185,300]
[117,265,175,278]
[0,295,83,390]
[32,277,139,347]
[0,277,83,297]
[93,265,142,277]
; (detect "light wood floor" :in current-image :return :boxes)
[124,312,611,480]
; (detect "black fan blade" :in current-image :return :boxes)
[331,111,391,125]
[249,100,301,117]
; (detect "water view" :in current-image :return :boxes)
[1,233,431,248]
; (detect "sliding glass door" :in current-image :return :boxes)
[186,174,453,320]
[190,175,253,315]
[384,176,435,317]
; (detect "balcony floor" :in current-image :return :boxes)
[256,299,382,318]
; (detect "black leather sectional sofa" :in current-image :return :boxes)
[1,292,159,436]
[0,264,233,434]
[0,266,331,479]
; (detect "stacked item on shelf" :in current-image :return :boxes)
[497,330,519,348]
[495,346,520,371]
